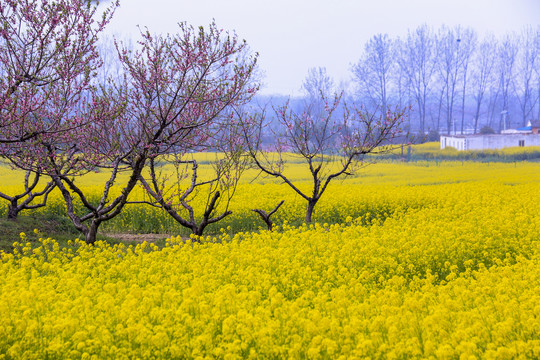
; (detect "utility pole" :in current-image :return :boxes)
[501,110,508,132]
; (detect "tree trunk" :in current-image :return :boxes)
[252,200,285,231]
[84,220,101,245]
[194,224,205,237]
[473,100,482,134]
[7,201,19,220]
[461,69,468,134]
[306,200,317,223]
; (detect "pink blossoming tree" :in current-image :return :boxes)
[0,0,118,219]
[0,0,118,143]
[32,22,258,244]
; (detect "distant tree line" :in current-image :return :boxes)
[350,25,540,136]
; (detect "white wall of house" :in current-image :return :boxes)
[440,134,540,150]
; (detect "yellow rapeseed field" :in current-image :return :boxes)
[3,153,540,234]
[0,151,539,358]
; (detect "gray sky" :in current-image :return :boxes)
[102,0,540,96]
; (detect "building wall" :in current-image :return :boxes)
[440,136,466,150]
[440,134,540,150]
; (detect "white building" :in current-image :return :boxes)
[440,121,540,151]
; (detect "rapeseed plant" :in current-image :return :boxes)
[1,176,539,358]
[1,159,539,357]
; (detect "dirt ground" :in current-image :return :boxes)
[102,233,174,243]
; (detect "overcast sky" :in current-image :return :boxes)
[101,0,540,96]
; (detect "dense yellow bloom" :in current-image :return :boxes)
[1,156,540,358]
[4,159,539,235]
[1,174,539,358]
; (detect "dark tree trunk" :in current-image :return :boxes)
[473,100,482,134]
[194,224,206,237]
[306,200,317,223]
[252,200,285,231]
[84,221,101,245]
[7,201,19,220]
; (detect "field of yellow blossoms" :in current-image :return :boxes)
[1,154,539,359]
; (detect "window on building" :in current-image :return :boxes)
[519,140,525,147]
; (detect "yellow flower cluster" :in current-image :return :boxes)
[394,141,540,161]
[1,177,539,358]
[4,159,538,235]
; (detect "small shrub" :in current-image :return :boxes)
[479,125,496,134]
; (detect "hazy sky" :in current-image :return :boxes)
[101,0,540,96]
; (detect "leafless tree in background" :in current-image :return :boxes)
[435,26,460,134]
[302,67,334,100]
[513,27,539,127]
[352,34,395,117]
[456,27,476,134]
[397,25,437,134]
[470,36,497,134]
[537,31,540,122]
[497,35,519,132]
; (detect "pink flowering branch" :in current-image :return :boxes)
[42,20,258,244]
[0,0,117,226]
[0,0,118,144]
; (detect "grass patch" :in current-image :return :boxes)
[0,214,137,253]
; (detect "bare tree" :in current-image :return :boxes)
[470,35,497,133]
[537,29,540,121]
[435,26,460,134]
[457,28,477,134]
[137,117,252,237]
[96,35,130,85]
[300,67,336,123]
[393,60,414,133]
[432,26,476,135]
[397,25,437,134]
[497,34,519,131]
[241,87,408,224]
[513,27,539,126]
[302,67,334,99]
[352,34,395,116]
[0,170,55,220]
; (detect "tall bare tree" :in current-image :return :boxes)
[513,27,539,126]
[497,34,519,132]
[457,27,477,134]
[536,29,540,121]
[397,25,437,134]
[435,26,460,134]
[470,35,497,133]
[352,34,395,116]
[302,67,334,100]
